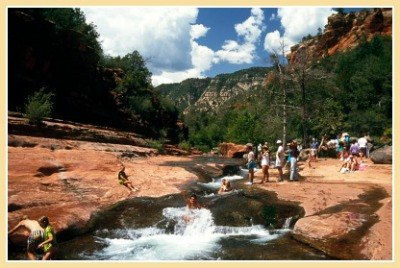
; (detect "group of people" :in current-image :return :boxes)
[8,215,58,260]
[246,140,300,184]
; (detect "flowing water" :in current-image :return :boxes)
[57,168,334,261]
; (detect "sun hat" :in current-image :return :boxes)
[276,140,282,144]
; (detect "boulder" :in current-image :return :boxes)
[370,145,392,164]
[292,212,371,260]
[219,142,247,158]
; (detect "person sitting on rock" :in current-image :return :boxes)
[8,215,44,260]
[339,155,359,173]
[117,164,137,193]
[348,155,359,172]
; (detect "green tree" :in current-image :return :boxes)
[20,8,103,55]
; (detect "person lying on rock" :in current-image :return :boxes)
[8,215,44,260]
[117,164,138,193]
[37,216,58,260]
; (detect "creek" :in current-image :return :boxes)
[58,168,334,260]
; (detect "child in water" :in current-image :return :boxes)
[218,179,234,194]
[181,191,202,223]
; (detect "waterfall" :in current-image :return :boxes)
[282,216,293,229]
[84,206,290,260]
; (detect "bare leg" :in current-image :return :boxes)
[261,166,266,183]
[277,167,283,181]
[27,250,37,260]
[249,169,254,184]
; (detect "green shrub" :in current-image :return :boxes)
[146,139,165,153]
[24,89,54,124]
[178,141,191,151]
[196,145,211,153]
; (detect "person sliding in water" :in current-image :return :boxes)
[181,191,202,223]
[218,179,234,194]
[117,164,138,194]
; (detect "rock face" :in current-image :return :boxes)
[370,145,392,164]
[219,142,247,158]
[288,8,392,65]
[191,72,266,113]
[158,67,270,114]
[8,113,150,148]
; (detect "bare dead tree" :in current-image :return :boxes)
[269,39,289,146]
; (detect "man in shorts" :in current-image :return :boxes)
[8,215,44,260]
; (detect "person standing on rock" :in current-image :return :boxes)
[246,143,255,185]
[118,164,137,193]
[37,216,59,260]
[288,140,299,181]
[358,135,368,161]
[260,145,270,183]
[8,215,44,260]
[275,140,285,182]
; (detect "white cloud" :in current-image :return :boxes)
[152,24,215,86]
[191,42,215,71]
[190,24,210,40]
[278,7,334,45]
[215,7,265,64]
[263,7,334,54]
[82,7,198,74]
[269,13,276,21]
[235,7,265,43]
[82,7,267,86]
[151,69,203,86]
[215,41,255,64]
[264,30,284,53]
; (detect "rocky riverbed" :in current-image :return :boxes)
[7,118,392,260]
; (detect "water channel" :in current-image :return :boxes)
[58,168,334,260]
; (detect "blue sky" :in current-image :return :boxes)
[81,7,363,86]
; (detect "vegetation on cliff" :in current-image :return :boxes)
[159,34,392,152]
[8,8,180,141]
